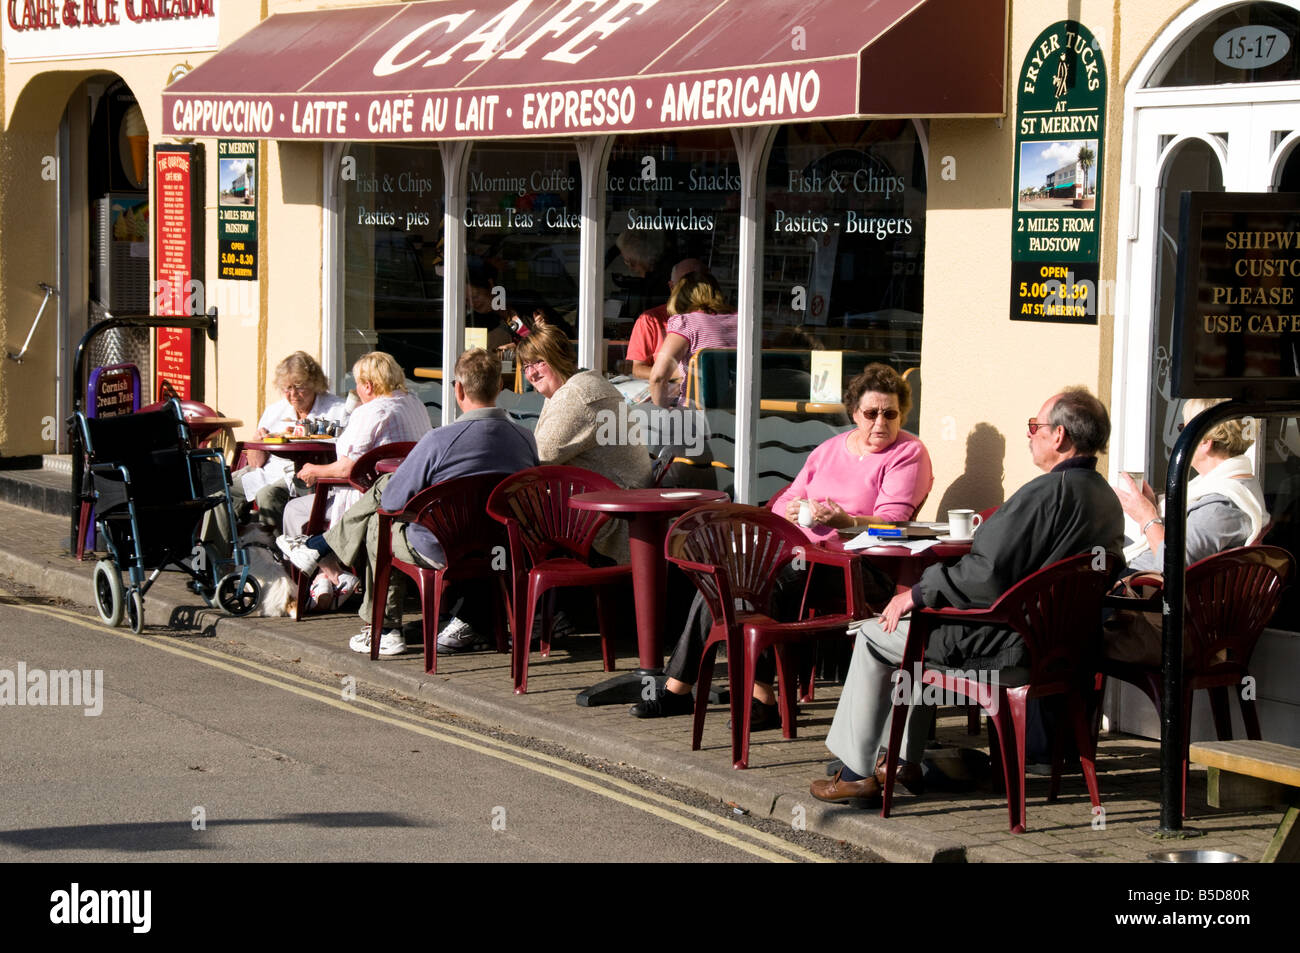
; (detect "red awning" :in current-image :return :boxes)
[163,0,1006,141]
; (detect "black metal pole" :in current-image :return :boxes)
[1158,398,1300,833]
[68,311,218,553]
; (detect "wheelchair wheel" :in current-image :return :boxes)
[216,572,262,617]
[125,589,144,634]
[93,560,124,628]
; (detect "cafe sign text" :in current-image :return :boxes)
[2,0,219,62]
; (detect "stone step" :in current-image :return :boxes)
[0,465,77,518]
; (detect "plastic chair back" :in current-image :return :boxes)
[1183,545,1293,677]
[665,503,807,629]
[349,441,417,492]
[485,465,618,565]
[999,552,1119,690]
[400,474,508,566]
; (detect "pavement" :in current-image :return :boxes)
[0,496,1286,863]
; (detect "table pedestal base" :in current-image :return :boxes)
[575,673,729,707]
[576,669,663,707]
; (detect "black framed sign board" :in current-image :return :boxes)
[1172,191,1300,400]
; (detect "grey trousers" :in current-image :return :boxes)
[824,618,936,777]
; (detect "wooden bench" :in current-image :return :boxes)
[1189,740,1300,863]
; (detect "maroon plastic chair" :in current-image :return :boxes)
[369,473,512,671]
[485,466,631,694]
[292,441,417,620]
[881,551,1117,832]
[665,503,857,769]
[1101,545,1293,814]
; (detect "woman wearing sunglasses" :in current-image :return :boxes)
[770,364,933,542]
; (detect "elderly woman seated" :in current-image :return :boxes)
[1105,397,1269,664]
[203,351,348,553]
[632,364,933,727]
[276,351,431,607]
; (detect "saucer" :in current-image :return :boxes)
[937,534,973,543]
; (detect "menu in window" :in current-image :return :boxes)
[153,144,204,400]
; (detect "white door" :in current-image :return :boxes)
[1117,95,1300,487]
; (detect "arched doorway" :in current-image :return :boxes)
[51,74,151,449]
[1111,0,1300,738]
[1114,0,1300,487]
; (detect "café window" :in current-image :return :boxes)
[339,144,444,380]
[752,120,927,499]
[1147,2,1300,87]
[602,131,741,375]
[463,140,581,366]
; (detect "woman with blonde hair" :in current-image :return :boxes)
[647,271,737,407]
[279,351,430,540]
[1117,397,1268,572]
[203,350,347,551]
[1107,398,1270,665]
[518,321,651,563]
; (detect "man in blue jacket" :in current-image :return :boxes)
[279,349,537,657]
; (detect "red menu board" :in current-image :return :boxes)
[153,144,205,399]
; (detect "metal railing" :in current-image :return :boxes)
[5,282,59,363]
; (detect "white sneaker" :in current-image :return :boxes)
[349,625,407,656]
[276,534,320,575]
[436,616,483,655]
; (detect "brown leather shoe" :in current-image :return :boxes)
[874,759,926,796]
[810,769,883,805]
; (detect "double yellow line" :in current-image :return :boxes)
[1,592,831,863]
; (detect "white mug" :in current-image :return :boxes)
[798,500,815,528]
[947,509,983,539]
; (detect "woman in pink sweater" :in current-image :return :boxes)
[771,364,933,539]
[631,363,931,727]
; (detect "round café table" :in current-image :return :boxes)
[241,437,338,468]
[819,530,973,610]
[568,487,728,706]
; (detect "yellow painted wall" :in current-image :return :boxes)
[0,0,1231,463]
[916,0,1201,517]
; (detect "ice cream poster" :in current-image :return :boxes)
[110,195,150,258]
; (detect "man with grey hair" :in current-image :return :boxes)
[811,387,1124,805]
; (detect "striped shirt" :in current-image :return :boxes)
[664,310,738,405]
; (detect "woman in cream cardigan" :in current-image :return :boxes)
[516,320,652,564]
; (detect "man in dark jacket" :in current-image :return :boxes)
[811,387,1124,804]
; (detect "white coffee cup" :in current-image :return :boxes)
[798,500,814,528]
[947,509,983,539]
